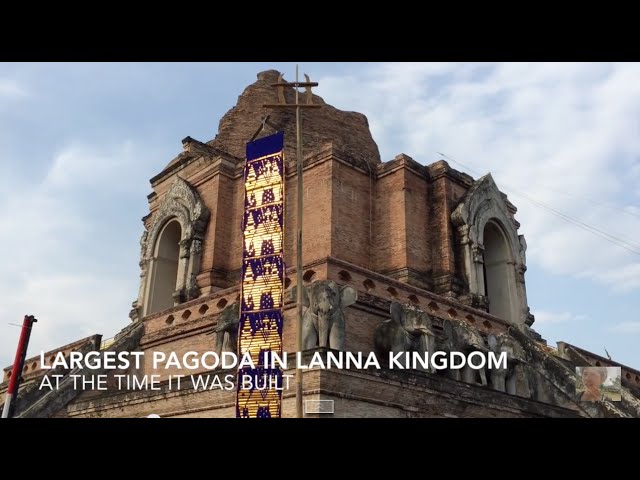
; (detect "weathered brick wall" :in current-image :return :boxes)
[198,169,232,292]
[404,165,431,277]
[428,163,457,286]
[343,307,386,354]
[331,160,373,268]
[311,369,579,418]
[141,141,476,308]
[60,365,579,418]
[373,165,407,272]
[286,160,333,269]
[372,156,435,287]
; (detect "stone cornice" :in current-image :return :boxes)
[377,154,428,180]
[428,160,475,188]
[150,145,242,187]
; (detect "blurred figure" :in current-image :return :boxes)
[577,367,608,401]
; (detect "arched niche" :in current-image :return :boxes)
[145,220,182,315]
[482,220,518,323]
[130,176,210,320]
[451,174,532,328]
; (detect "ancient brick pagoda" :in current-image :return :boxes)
[2,70,640,418]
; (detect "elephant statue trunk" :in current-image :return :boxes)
[215,302,240,358]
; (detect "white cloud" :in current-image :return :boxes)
[610,322,640,334]
[317,62,640,293]
[534,311,587,324]
[45,140,142,193]
[0,79,29,99]
[0,274,133,363]
[0,140,155,368]
[582,263,640,293]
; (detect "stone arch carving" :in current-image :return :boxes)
[451,174,532,328]
[130,176,210,320]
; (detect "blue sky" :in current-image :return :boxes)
[1,62,638,370]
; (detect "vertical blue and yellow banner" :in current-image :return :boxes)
[237,132,285,418]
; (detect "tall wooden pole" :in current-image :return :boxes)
[294,65,304,419]
[263,66,320,418]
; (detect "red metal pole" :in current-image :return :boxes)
[2,315,37,418]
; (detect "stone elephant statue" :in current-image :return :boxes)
[374,302,436,373]
[440,319,489,386]
[291,280,358,351]
[214,302,240,357]
[487,332,527,395]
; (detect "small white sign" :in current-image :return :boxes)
[304,399,334,414]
